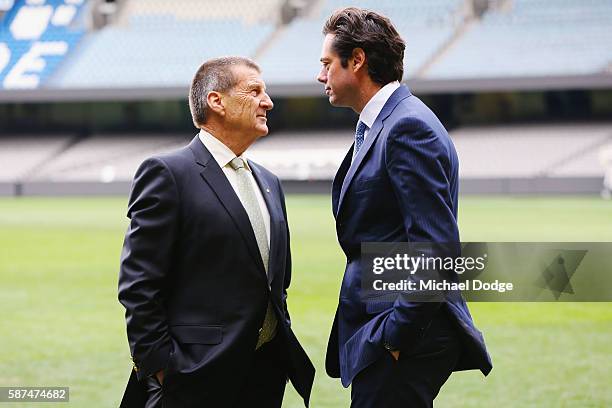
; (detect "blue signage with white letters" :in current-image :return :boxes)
[0,0,84,89]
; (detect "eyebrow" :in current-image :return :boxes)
[247,81,266,91]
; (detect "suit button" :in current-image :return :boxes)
[132,359,139,372]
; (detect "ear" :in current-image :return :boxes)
[350,47,366,73]
[206,91,225,117]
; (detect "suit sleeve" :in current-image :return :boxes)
[277,177,292,327]
[118,157,178,379]
[382,117,459,350]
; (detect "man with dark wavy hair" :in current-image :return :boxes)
[318,7,492,408]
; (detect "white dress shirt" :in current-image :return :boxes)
[355,80,401,155]
[199,130,271,245]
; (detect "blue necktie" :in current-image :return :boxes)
[354,120,368,154]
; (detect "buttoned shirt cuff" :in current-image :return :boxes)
[133,343,172,381]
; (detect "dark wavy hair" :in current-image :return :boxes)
[323,7,405,85]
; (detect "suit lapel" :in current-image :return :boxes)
[189,136,267,278]
[332,146,353,218]
[336,86,412,218]
[337,119,384,211]
[250,161,283,287]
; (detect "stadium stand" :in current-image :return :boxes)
[248,131,352,180]
[549,137,612,177]
[12,132,349,182]
[120,0,283,24]
[426,0,612,78]
[0,134,72,181]
[28,134,189,181]
[2,0,611,92]
[0,1,610,195]
[257,0,463,84]
[1,123,610,189]
[0,0,86,89]
[453,122,612,180]
[50,0,278,88]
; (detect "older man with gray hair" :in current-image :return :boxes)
[118,56,315,408]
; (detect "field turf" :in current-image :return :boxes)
[0,196,610,407]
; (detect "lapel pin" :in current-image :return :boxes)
[266,188,270,193]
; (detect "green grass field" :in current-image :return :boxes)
[0,196,611,407]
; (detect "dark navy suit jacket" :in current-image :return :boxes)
[325,85,493,387]
[118,136,314,407]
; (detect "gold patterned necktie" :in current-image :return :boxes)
[229,157,277,349]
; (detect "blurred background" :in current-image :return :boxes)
[1,0,612,194]
[0,0,611,407]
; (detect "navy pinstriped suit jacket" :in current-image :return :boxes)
[325,85,493,387]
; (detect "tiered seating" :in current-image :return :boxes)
[30,134,189,181]
[122,0,282,24]
[0,135,72,181]
[451,123,612,178]
[258,0,462,84]
[549,130,612,177]
[43,0,612,89]
[28,132,351,182]
[427,0,612,78]
[248,131,352,180]
[1,123,610,184]
[50,1,276,88]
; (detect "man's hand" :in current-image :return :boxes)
[390,350,400,361]
[155,370,164,385]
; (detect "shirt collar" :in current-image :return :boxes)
[358,81,400,129]
[198,129,251,171]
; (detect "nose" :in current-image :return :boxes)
[261,92,273,110]
[317,66,327,84]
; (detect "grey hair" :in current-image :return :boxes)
[188,56,260,128]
